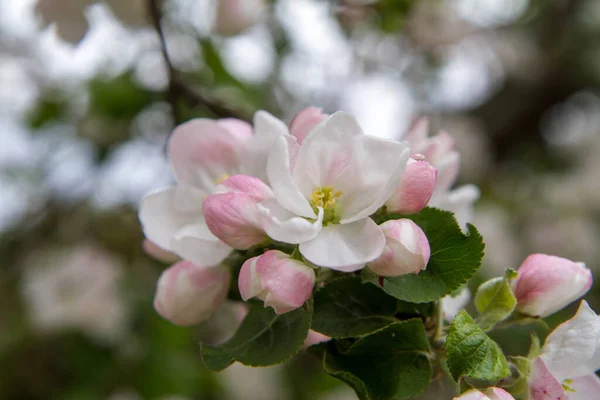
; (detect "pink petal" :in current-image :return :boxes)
[529,358,568,400]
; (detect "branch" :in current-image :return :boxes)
[146,0,250,122]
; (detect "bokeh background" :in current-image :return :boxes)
[1,0,600,399]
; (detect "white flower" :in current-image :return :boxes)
[259,112,410,271]
[138,112,284,266]
[529,301,600,400]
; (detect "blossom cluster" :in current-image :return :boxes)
[138,108,597,400]
[140,107,444,323]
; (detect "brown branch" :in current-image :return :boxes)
[146,0,250,122]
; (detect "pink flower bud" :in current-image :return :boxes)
[453,389,515,400]
[484,388,515,400]
[289,107,328,144]
[203,175,274,250]
[238,250,316,314]
[142,239,179,263]
[213,0,267,36]
[512,254,593,318]
[386,157,437,214]
[303,330,330,349]
[154,261,230,326]
[368,219,430,277]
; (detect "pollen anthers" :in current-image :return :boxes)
[310,186,342,225]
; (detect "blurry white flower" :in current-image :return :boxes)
[21,243,128,342]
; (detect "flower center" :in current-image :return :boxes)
[310,186,342,225]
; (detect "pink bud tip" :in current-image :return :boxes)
[289,107,328,144]
[513,253,593,318]
[238,250,316,314]
[368,219,430,277]
[386,158,437,214]
[154,261,230,326]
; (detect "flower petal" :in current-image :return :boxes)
[541,301,600,381]
[256,199,323,244]
[569,374,600,400]
[244,110,290,181]
[529,358,568,400]
[168,119,247,190]
[138,186,205,251]
[203,192,269,250]
[337,135,410,223]
[267,136,315,218]
[299,218,385,271]
[216,118,253,142]
[171,223,232,266]
[289,107,327,144]
[292,111,365,197]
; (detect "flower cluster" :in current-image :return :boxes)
[139,107,438,324]
[138,108,596,400]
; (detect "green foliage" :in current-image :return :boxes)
[27,97,68,128]
[446,311,511,382]
[89,73,158,119]
[365,207,484,303]
[319,319,432,400]
[475,269,518,330]
[312,277,399,338]
[200,301,312,371]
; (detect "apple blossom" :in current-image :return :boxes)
[367,219,430,277]
[512,254,592,317]
[154,260,230,326]
[453,388,515,400]
[213,0,267,36]
[139,112,284,267]
[203,175,274,249]
[238,250,316,314]
[529,301,600,400]
[385,156,437,214]
[259,111,410,271]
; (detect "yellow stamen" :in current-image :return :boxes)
[310,186,342,225]
[215,173,230,185]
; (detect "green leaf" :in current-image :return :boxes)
[475,269,518,330]
[365,207,484,303]
[446,311,511,382]
[312,277,399,338]
[321,319,432,400]
[200,301,311,371]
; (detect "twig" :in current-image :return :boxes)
[146,0,250,122]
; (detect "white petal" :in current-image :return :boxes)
[541,301,600,381]
[171,223,232,266]
[168,119,246,190]
[292,111,364,197]
[266,136,315,218]
[138,186,205,251]
[299,218,385,271]
[256,199,323,244]
[569,374,600,400]
[338,136,410,223]
[244,111,290,180]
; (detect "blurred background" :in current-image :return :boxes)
[1,0,600,399]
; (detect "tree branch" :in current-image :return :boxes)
[146,0,251,122]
